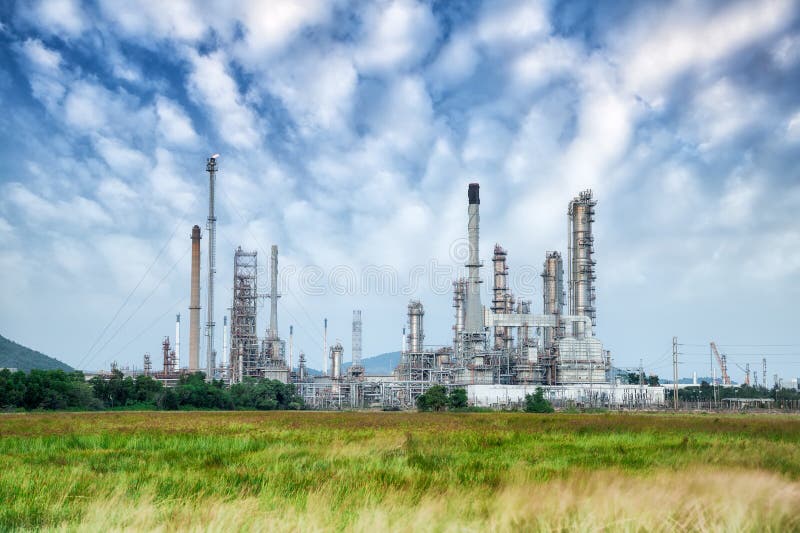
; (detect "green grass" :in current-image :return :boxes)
[1,412,800,531]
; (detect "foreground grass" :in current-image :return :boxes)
[1,412,800,531]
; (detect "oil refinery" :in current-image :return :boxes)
[130,156,665,410]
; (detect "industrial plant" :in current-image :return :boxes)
[134,157,665,409]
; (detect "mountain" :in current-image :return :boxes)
[302,351,402,376]
[0,334,74,372]
[344,351,401,374]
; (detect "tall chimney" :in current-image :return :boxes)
[175,314,181,367]
[189,225,201,371]
[464,183,484,343]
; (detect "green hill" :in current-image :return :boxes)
[0,334,73,372]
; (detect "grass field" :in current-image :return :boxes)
[2,412,800,531]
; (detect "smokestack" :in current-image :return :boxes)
[289,325,293,372]
[175,314,181,367]
[323,318,328,376]
[206,155,219,380]
[189,225,201,371]
[464,183,484,342]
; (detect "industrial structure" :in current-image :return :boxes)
[288,183,663,409]
[132,156,664,408]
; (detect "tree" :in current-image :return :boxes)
[416,385,449,412]
[449,388,468,409]
[525,388,554,413]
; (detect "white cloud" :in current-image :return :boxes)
[185,50,261,150]
[16,39,66,111]
[476,0,549,47]
[716,176,762,229]
[235,0,332,63]
[4,182,112,229]
[265,48,358,135]
[617,0,794,103]
[355,0,439,74]
[149,149,198,216]
[155,96,200,147]
[95,136,150,176]
[688,78,766,151]
[23,0,86,37]
[510,37,581,90]
[771,32,800,69]
[787,110,800,141]
[427,32,479,88]
[98,0,208,42]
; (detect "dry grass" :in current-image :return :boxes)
[2,411,800,531]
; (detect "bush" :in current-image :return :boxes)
[525,388,554,413]
[449,388,468,409]
[416,385,449,411]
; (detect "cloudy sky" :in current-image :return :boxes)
[0,0,799,382]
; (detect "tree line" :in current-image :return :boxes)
[0,369,303,411]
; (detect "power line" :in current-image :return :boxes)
[79,244,190,370]
[106,293,190,368]
[81,217,185,363]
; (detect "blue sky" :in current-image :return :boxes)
[0,0,799,382]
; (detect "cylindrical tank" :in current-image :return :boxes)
[407,300,424,353]
[330,342,343,379]
[189,225,201,371]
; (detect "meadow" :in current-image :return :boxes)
[1,412,800,531]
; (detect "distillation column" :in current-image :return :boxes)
[189,225,201,371]
[452,279,466,354]
[567,190,596,337]
[542,251,564,350]
[492,245,510,350]
[407,301,424,353]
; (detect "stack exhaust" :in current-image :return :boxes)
[464,183,484,350]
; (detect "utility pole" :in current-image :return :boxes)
[672,336,679,411]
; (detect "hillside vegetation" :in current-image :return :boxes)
[0,335,72,372]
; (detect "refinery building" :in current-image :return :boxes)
[139,157,664,409]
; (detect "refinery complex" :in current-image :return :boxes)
[131,156,665,409]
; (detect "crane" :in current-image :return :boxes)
[710,342,731,385]
[733,362,750,386]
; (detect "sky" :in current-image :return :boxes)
[0,0,799,383]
